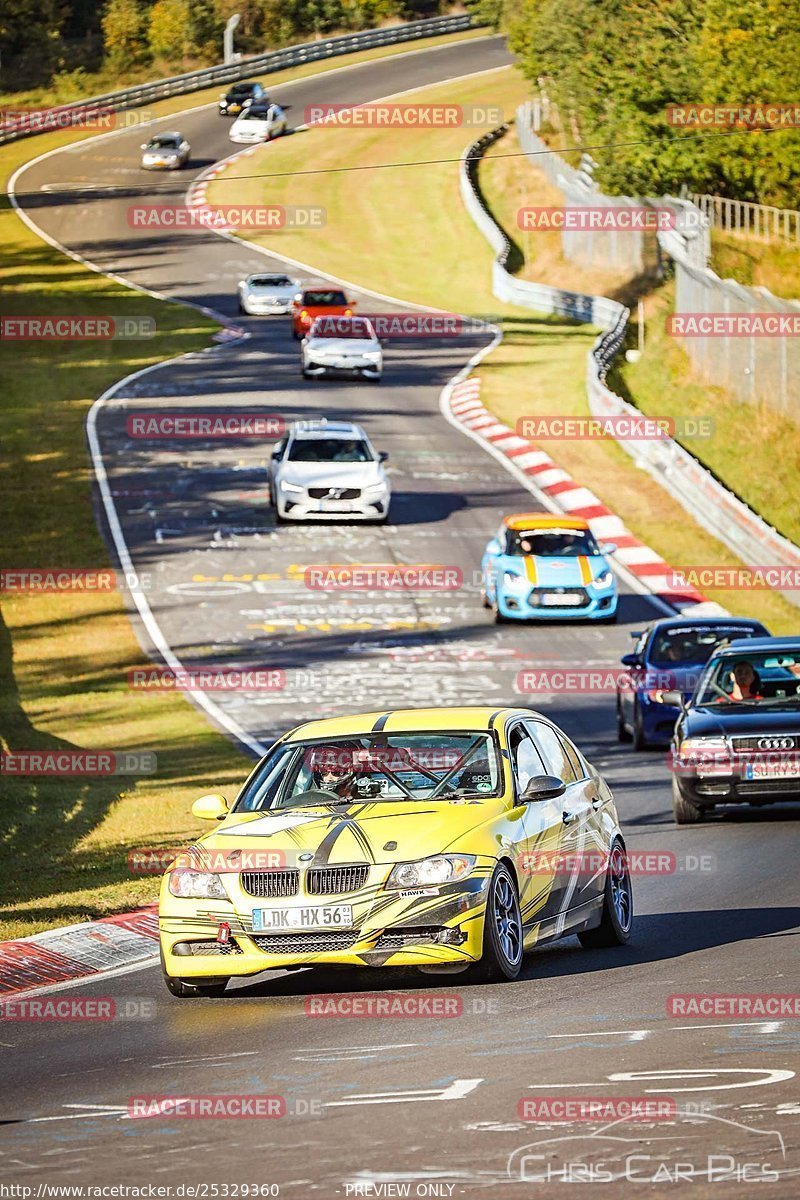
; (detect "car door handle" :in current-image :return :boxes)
[562,810,577,825]
[591,794,602,810]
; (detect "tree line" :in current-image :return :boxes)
[499,0,800,208]
[0,0,442,92]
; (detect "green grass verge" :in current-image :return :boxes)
[208,75,799,633]
[710,230,800,301]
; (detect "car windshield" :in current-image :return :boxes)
[311,318,372,339]
[649,625,759,666]
[508,528,599,557]
[287,437,372,463]
[243,106,270,119]
[230,84,257,95]
[696,651,800,706]
[250,275,291,288]
[147,136,179,149]
[302,291,348,306]
[235,733,502,811]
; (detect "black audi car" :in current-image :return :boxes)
[667,637,800,823]
[218,81,265,116]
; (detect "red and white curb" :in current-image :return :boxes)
[448,377,712,613]
[0,906,158,997]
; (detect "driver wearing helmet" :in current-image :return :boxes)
[311,743,375,799]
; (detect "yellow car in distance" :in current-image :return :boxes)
[159,707,632,996]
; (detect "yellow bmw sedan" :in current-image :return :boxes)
[159,707,632,996]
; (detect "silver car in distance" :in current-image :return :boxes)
[301,316,383,381]
[238,273,300,315]
[268,419,390,523]
[140,132,190,170]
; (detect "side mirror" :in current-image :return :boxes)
[191,793,229,821]
[620,653,641,668]
[521,775,566,802]
[140,143,147,150]
[661,690,685,709]
[485,538,501,556]
[378,450,389,462]
[600,542,618,556]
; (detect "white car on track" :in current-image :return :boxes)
[301,316,383,381]
[229,103,288,144]
[238,273,299,315]
[140,132,190,170]
[268,419,390,523]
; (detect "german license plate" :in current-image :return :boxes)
[252,904,353,932]
[542,593,582,606]
[745,760,800,780]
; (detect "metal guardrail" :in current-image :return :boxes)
[0,14,474,146]
[459,127,626,328]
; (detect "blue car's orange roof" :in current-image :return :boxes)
[503,513,589,532]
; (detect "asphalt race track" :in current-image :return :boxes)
[4,35,800,1196]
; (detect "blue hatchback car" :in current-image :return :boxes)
[616,616,770,749]
[481,514,618,623]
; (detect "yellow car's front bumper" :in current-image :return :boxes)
[159,866,491,978]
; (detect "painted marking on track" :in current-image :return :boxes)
[547,1021,787,1038]
[527,1068,795,1093]
[326,1078,482,1108]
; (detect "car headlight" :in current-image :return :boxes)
[503,569,525,586]
[386,854,475,889]
[364,481,388,494]
[168,869,227,899]
[362,350,382,361]
[676,736,730,775]
[679,737,727,754]
[279,480,304,494]
[593,570,614,589]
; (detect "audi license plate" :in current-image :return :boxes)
[541,593,582,606]
[252,904,353,932]
[745,761,800,780]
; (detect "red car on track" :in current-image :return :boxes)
[291,287,355,338]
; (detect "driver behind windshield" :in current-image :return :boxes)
[715,660,763,703]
